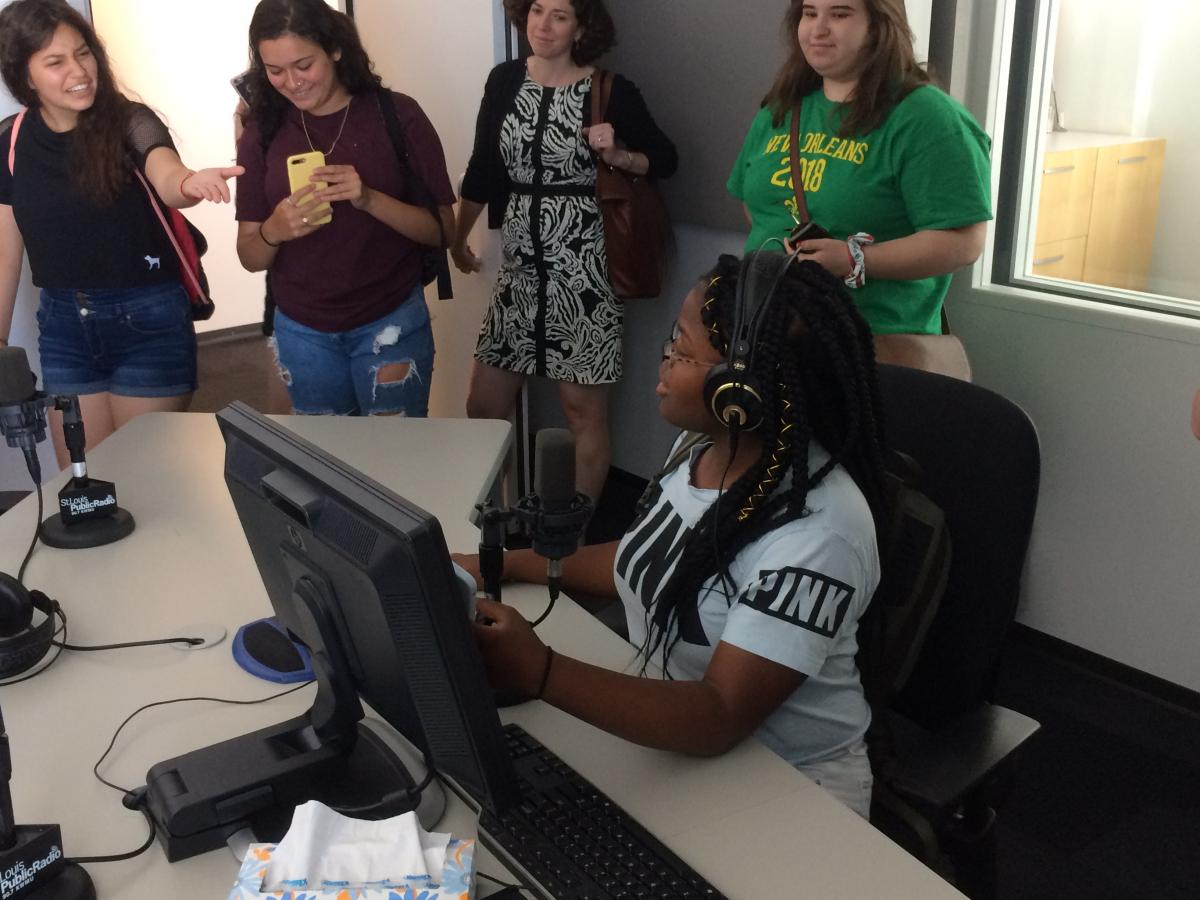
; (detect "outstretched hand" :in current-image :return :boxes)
[183,166,245,204]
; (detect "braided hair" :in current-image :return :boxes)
[641,252,890,673]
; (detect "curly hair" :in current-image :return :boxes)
[245,0,383,151]
[503,0,616,65]
[0,0,134,205]
[763,0,933,137]
[641,252,890,672]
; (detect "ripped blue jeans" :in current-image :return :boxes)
[271,286,434,416]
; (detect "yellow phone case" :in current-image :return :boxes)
[286,151,332,225]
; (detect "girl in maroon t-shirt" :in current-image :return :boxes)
[235,0,455,416]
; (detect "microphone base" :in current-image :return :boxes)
[0,824,96,900]
[40,508,135,549]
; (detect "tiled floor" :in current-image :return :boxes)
[192,329,291,416]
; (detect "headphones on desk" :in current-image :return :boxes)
[702,250,798,432]
[0,571,61,679]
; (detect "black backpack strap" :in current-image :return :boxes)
[375,90,452,299]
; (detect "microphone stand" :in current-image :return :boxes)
[473,491,591,709]
[475,500,511,604]
[38,396,134,550]
[0,704,96,899]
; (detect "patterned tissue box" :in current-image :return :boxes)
[228,838,476,900]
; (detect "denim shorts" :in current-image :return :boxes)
[271,285,435,416]
[36,282,197,397]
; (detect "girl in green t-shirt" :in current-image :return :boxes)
[727,0,991,338]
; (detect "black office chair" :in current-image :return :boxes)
[867,364,1042,900]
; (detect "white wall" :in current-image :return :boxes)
[951,0,1200,692]
[0,0,87,489]
[1052,0,1141,134]
[1134,1,1200,298]
[352,0,507,419]
[90,0,266,334]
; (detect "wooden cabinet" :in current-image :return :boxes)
[1033,134,1165,291]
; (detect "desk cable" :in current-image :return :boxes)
[13,476,43,586]
[68,681,316,865]
[0,475,209,686]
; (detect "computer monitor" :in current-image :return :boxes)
[141,402,519,861]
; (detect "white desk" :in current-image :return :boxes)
[0,412,962,899]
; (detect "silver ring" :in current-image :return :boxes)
[301,216,309,225]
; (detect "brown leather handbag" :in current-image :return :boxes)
[591,70,672,300]
[788,105,971,381]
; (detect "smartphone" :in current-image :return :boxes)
[286,151,332,225]
[789,219,831,245]
[231,70,253,105]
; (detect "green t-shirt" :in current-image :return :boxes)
[727,86,992,334]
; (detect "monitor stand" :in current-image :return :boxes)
[140,577,444,862]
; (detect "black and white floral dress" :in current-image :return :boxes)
[475,73,621,384]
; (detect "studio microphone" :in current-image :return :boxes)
[0,346,49,482]
[518,429,593,601]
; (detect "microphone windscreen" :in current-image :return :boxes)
[533,428,576,504]
[0,346,37,406]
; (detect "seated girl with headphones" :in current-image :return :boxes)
[463,250,889,817]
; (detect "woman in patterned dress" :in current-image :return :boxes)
[453,0,676,504]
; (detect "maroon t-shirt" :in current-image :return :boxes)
[236,92,454,332]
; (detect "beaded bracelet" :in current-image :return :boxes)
[844,232,875,289]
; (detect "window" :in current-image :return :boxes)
[993,0,1200,317]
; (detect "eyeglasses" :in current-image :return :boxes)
[661,325,709,368]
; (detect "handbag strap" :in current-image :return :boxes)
[788,101,812,225]
[132,169,204,301]
[7,108,26,176]
[591,68,613,130]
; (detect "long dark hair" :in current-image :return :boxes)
[245,0,382,150]
[643,253,890,671]
[503,0,616,65]
[0,0,133,205]
[763,0,933,137]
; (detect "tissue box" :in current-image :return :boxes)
[228,839,476,900]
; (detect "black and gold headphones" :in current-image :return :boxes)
[702,250,799,432]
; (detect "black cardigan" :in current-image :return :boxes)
[461,60,678,229]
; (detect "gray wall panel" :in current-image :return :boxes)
[600,0,788,230]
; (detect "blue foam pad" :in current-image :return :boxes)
[232,617,314,683]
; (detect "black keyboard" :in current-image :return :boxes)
[478,723,727,900]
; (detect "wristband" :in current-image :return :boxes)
[179,170,197,198]
[258,222,281,248]
[535,646,555,699]
[844,232,875,289]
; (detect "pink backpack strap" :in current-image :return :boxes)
[7,108,26,176]
[132,169,204,301]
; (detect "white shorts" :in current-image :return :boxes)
[797,741,874,819]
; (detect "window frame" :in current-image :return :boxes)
[989,0,1200,321]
